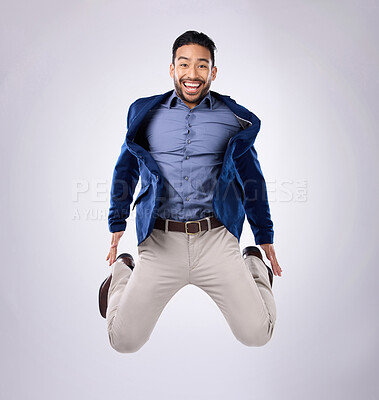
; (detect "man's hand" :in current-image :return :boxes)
[260,243,282,277]
[106,231,125,266]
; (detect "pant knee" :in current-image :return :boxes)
[108,331,147,353]
[239,332,272,347]
[236,320,275,347]
[237,331,273,347]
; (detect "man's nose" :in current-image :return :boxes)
[186,65,198,80]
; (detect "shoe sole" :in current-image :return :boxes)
[98,274,112,319]
[98,254,135,319]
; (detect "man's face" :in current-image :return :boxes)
[169,44,217,109]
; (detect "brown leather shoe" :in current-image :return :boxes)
[98,253,135,318]
[242,246,273,288]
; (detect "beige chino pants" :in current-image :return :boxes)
[106,224,276,353]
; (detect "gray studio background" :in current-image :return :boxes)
[1,1,378,399]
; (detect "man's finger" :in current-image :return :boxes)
[266,251,279,276]
[272,256,282,276]
[109,247,118,266]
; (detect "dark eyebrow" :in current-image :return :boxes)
[197,58,210,64]
[177,56,210,64]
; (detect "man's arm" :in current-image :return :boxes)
[108,144,140,233]
[236,144,273,244]
[235,145,282,276]
[106,103,141,265]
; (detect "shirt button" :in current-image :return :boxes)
[187,130,190,134]
[187,139,191,144]
[186,197,190,201]
[184,176,189,180]
[185,156,190,160]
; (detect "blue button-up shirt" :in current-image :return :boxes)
[138,90,242,221]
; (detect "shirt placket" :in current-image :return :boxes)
[182,109,193,210]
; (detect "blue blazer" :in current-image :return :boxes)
[108,89,274,245]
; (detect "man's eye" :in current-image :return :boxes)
[199,65,207,68]
[180,64,188,67]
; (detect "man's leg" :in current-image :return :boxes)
[106,228,189,353]
[189,225,276,346]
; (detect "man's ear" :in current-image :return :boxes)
[169,63,174,79]
[211,66,217,81]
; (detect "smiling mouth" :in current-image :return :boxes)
[182,81,202,94]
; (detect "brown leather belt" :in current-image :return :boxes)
[154,216,223,234]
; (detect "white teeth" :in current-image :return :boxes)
[184,82,200,87]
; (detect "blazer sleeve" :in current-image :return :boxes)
[108,103,140,233]
[235,144,274,245]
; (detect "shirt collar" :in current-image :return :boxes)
[167,89,213,110]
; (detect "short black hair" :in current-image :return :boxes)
[172,30,217,67]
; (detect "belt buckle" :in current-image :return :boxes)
[185,220,201,235]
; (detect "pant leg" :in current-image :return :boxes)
[189,225,276,347]
[107,228,189,353]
